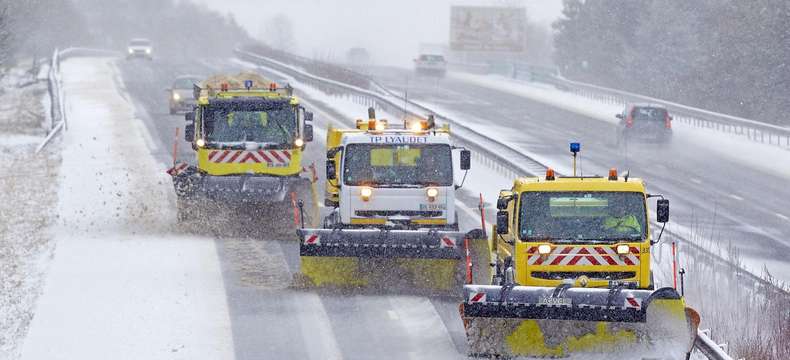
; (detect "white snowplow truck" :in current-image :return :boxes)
[296,108,486,292]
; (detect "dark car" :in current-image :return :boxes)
[167,75,201,115]
[615,103,673,145]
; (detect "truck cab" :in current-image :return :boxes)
[494,168,669,289]
[324,112,470,230]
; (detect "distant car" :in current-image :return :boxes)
[167,75,201,115]
[127,38,152,60]
[615,103,673,144]
[414,54,447,77]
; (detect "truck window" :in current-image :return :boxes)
[343,144,452,186]
[519,191,647,242]
[203,105,296,144]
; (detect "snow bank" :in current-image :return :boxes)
[20,58,233,360]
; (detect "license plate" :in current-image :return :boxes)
[538,297,572,306]
[419,203,446,211]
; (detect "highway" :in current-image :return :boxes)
[116,57,478,359]
[364,66,790,283]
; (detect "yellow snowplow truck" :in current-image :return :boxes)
[167,73,317,225]
[461,146,699,358]
[296,108,486,292]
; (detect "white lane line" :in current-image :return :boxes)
[292,292,344,360]
[387,310,400,320]
[690,177,703,185]
[387,297,459,360]
[729,194,744,201]
[776,213,789,221]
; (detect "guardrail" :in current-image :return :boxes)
[696,329,737,360]
[496,62,790,149]
[36,48,121,154]
[235,49,774,359]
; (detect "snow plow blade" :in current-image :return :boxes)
[296,229,481,292]
[461,285,697,358]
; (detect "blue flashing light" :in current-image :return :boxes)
[244,80,253,90]
[570,142,581,153]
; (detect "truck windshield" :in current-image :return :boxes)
[343,144,452,187]
[519,191,647,243]
[203,104,296,144]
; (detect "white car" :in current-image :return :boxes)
[414,54,447,77]
[127,38,152,60]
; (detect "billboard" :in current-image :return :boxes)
[450,6,527,52]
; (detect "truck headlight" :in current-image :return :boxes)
[172,92,181,101]
[538,244,552,255]
[196,138,205,147]
[360,187,373,201]
[145,48,151,54]
[426,187,438,202]
[294,138,304,147]
[616,244,630,255]
[128,48,133,54]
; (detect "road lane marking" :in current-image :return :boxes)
[387,310,399,320]
[729,194,744,201]
[690,178,702,185]
[776,213,789,221]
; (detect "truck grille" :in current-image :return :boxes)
[355,210,443,218]
[531,271,636,281]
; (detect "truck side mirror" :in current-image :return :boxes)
[185,112,195,122]
[496,211,509,234]
[303,124,314,142]
[496,197,510,210]
[657,199,669,223]
[304,111,314,122]
[184,125,194,142]
[615,113,623,120]
[460,149,471,170]
[326,160,337,181]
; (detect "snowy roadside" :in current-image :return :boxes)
[19,57,233,360]
[0,63,59,360]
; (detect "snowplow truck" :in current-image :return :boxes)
[168,72,317,226]
[461,167,699,358]
[296,109,486,292]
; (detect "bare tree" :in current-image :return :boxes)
[261,14,296,53]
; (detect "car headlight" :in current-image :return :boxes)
[172,92,181,101]
[128,48,133,54]
[616,244,630,255]
[145,48,151,54]
[360,187,373,201]
[538,244,552,255]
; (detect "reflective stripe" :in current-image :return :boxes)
[526,245,641,266]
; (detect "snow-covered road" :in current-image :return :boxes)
[20,57,233,360]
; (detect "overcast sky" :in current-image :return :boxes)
[192,0,563,66]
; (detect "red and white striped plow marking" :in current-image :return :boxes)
[207,150,292,166]
[304,234,320,245]
[166,162,189,176]
[624,294,641,309]
[440,236,456,248]
[469,292,486,303]
[527,245,640,266]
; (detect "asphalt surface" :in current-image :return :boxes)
[366,66,790,282]
[116,57,479,360]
